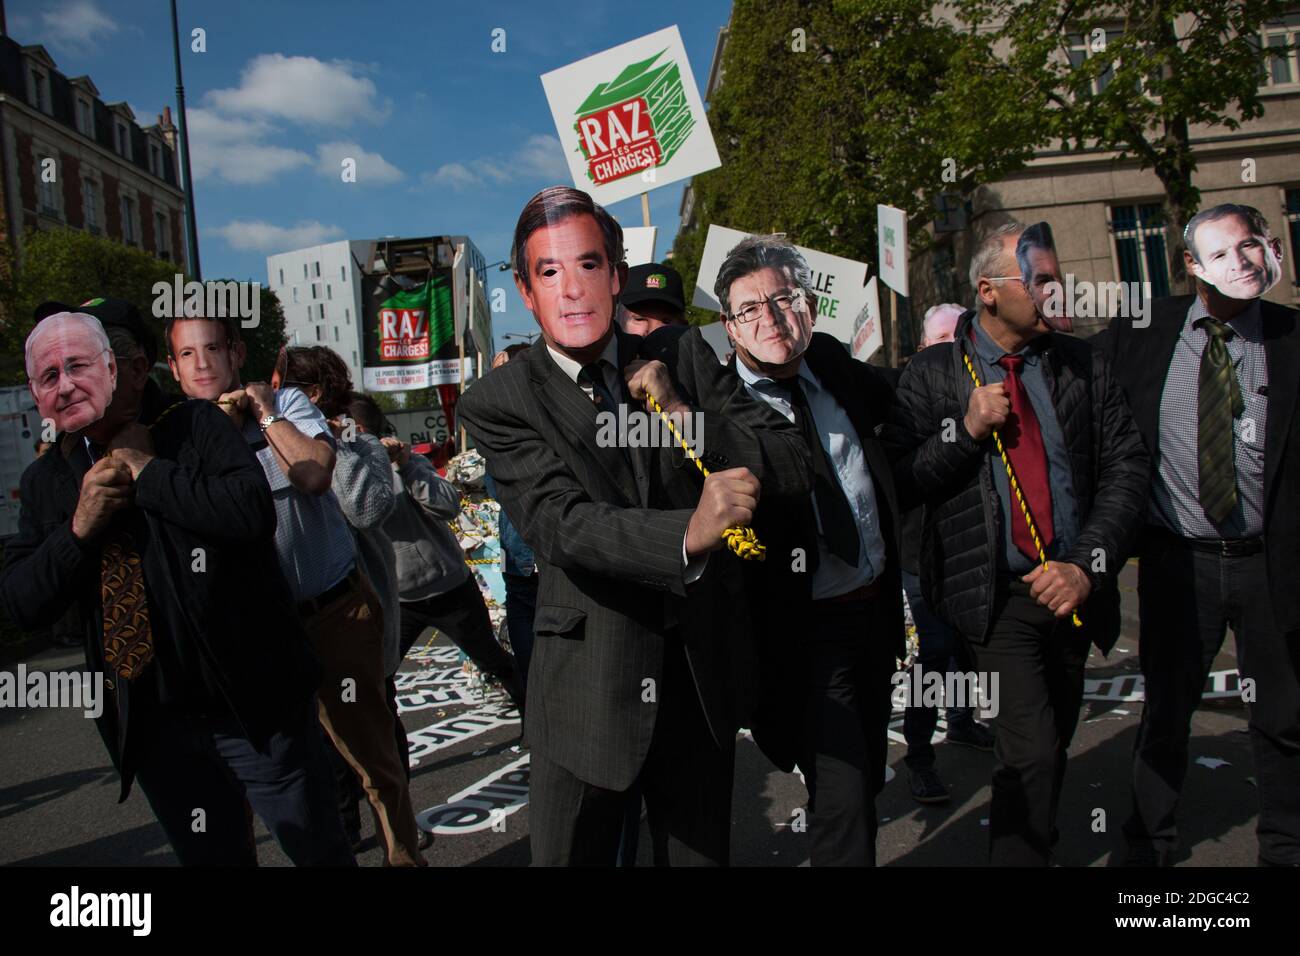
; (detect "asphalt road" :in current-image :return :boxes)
[0,562,1260,867]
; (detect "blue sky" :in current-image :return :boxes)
[9,0,733,343]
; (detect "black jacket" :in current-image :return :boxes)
[880,311,1150,652]
[1096,294,1300,631]
[0,389,319,801]
[725,332,905,773]
[459,327,811,791]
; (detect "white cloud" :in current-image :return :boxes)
[210,219,345,253]
[423,162,485,189]
[33,0,119,54]
[315,141,404,184]
[511,134,572,180]
[206,54,390,126]
[186,107,312,184]
[422,134,569,190]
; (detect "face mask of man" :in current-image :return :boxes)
[26,313,117,435]
[1186,209,1285,301]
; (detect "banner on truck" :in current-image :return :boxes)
[362,272,458,391]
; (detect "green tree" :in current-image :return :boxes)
[961,0,1295,289]
[0,228,179,383]
[231,284,287,385]
[671,0,1042,354]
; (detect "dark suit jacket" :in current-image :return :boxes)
[1097,294,1300,631]
[459,326,811,791]
[722,333,906,773]
[0,388,319,801]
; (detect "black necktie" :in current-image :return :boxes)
[580,362,632,466]
[774,377,860,567]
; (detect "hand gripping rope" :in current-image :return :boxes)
[643,391,766,562]
[960,351,1082,628]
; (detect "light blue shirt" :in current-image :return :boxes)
[242,387,356,603]
[734,357,886,599]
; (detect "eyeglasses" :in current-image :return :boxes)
[729,289,806,324]
[33,348,110,393]
[982,275,1025,285]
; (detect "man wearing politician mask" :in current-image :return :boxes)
[719,233,905,867]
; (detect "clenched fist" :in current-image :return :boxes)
[686,467,759,556]
[624,359,687,417]
[1023,561,1091,618]
[964,382,1010,441]
[71,457,133,542]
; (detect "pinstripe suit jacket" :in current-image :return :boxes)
[460,326,811,790]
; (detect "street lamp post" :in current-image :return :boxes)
[170,0,201,281]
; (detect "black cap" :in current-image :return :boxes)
[621,262,685,314]
[33,296,158,366]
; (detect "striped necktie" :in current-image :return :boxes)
[1195,316,1243,525]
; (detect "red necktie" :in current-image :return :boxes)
[996,354,1054,559]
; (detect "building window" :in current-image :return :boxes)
[76,97,95,137]
[120,196,137,244]
[313,261,321,278]
[83,179,100,233]
[303,263,309,279]
[292,287,299,304]
[327,284,332,300]
[38,156,60,217]
[116,122,132,160]
[1285,188,1300,285]
[341,265,346,281]
[312,284,318,300]
[155,211,169,259]
[1261,15,1300,87]
[320,303,326,320]
[316,325,322,342]
[1110,203,1170,297]
[352,350,358,367]
[334,327,340,343]
[278,268,284,285]
[150,142,163,178]
[345,308,350,324]
[1065,29,1138,96]
[27,67,49,113]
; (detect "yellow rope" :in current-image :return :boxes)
[961,351,1083,628]
[644,392,766,562]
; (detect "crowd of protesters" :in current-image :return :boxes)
[3,188,1297,869]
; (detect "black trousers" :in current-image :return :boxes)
[1125,536,1300,865]
[528,637,735,866]
[131,692,356,866]
[398,574,525,709]
[965,579,1091,866]
[799,596,898,867]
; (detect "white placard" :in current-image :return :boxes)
[851,276,883,362]
[692,224,874,349]
[876,203,909,296]
[622,226,658,266]
[541,26,721,207]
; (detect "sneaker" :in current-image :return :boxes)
[909,767,951,805]
[946,721,995,751]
